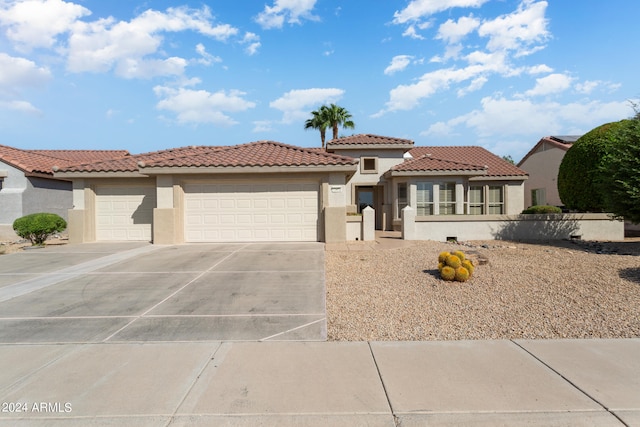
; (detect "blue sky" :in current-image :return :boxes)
[1,0,638,161]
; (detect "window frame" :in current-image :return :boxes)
[360,157,378,174]
[468,185,484,215]
[396,182,407,219]
[416,181,434,216]
[488,185,504,214]
[438,182,456,215]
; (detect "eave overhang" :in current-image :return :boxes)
[327,143,414,151]
[384,169,488,178]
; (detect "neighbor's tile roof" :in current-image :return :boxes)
[392,155,487,173]
[326,134,414,147]
[30,149,129,164]
[0,144,128,175]
[57,145,225,173]
[59,141,358,173]
[516,136,578,167]
[407,146,528,177]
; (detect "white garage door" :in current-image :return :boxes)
[184,181,319,242]
[95,186,156,241]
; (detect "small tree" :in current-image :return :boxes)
[13,213,67,246]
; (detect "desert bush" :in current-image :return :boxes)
[12,213,66,246]
[521,205,562,214]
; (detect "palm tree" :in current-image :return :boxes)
[304,104,355,148]
[304,107,329,148]
[324,103,355,141]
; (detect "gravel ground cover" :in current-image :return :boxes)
[326,239,640,341]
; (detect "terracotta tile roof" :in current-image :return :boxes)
[142,141,358,168]
[57,145,225,173]
[326,134,414,147]
[408,146,528,177]
[0,144,129,176]
[516,136,578,167]
[392,154,487,173]
[59,141,358,173]
[30,149,129,164]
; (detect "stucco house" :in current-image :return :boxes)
[0,144,128,224]
[517,135,581,208]
[54,135,536,244]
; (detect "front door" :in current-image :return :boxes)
[356,186,384,230]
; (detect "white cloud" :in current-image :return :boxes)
[66,6,238,78]
[436,15,480,44]
[384,55,414,75]
[478,1,549,56]
[527,64,553,74]
[154,85,256,126]
[269,88,344,123]
[0,53,51,114]
[253,120,274,132]
[429,96,631,140]
[0,52,52,89]
[0,0,90,51]
[255,0,319,30]
[195,43,222,65]
[393,0,489,24]
[524,73,573,97]
[0,99,42,115]
[242,32,261,56]
[402,25,425,40]
[457,76,488,97]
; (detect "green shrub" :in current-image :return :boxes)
[558,120,630,211]
[13,213,67,246]
[521,205,562,214]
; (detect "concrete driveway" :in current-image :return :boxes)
[0,242,326,343]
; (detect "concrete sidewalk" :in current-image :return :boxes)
[0,339,638,426]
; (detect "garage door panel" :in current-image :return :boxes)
[185,181,318,242]
[96,186,155,241]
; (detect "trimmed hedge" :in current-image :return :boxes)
[557,120,630,211]
[12,213,67,246]
[522,205,562,214]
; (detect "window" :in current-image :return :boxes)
[439,182,456,215]
[416,182,433,215]
[531,188,546,206]
[397,183,407,218]
[488,186,504,214]
[361,157,377,174]
[468,186,484,214]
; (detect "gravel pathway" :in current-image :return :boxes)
[326,239,640,341]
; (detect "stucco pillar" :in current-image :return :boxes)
[362,206,375,241]
[456,183,464,214]
[153,176,177,244]
[67,209,85,244]
[324,206,346,243]
[401,206,416,240]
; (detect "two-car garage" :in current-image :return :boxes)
[93,180,320,243]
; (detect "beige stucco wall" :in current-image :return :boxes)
[332,149,405,209]
[411,213,623,242]
[519,145,566,207]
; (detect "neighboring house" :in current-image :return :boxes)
[517,135,581,208]
[0,145,129,224]
[54,135,530,244]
